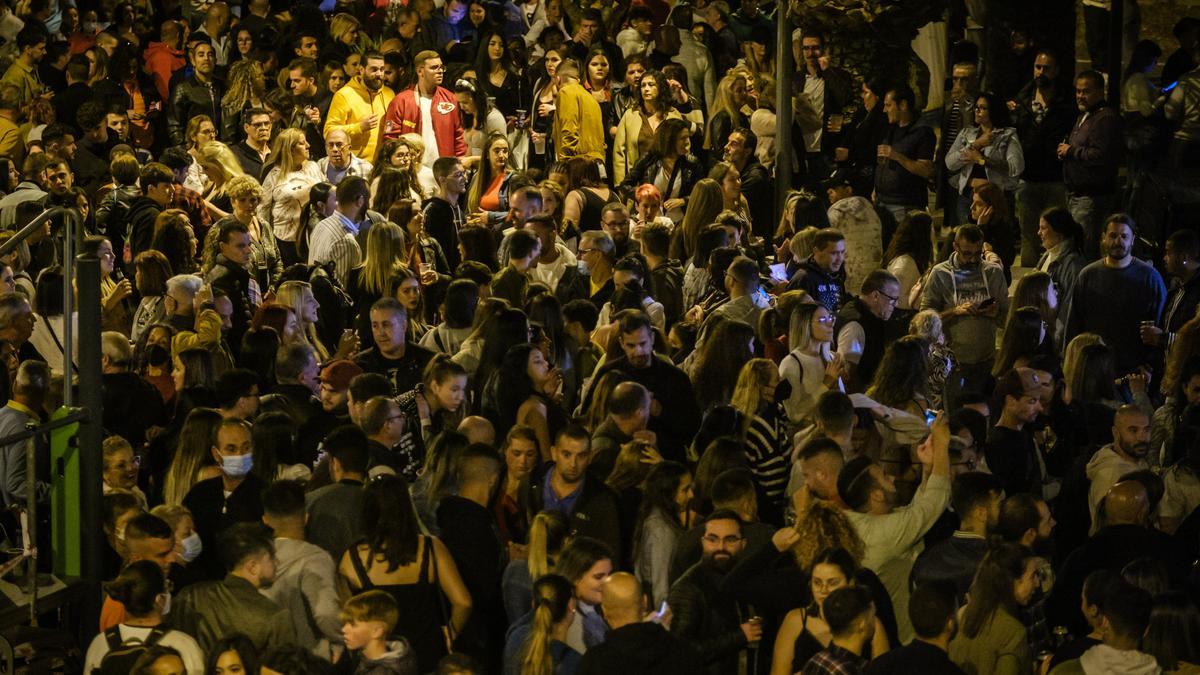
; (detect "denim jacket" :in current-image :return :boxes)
[945,126,1025,193]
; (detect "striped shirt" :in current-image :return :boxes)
[307,211,362,287]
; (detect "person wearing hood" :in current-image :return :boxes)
[1086,405,1152,530]
[340,590,418,675]
[919,224,1008,401]
[181,419,266,581]
[578,571,703,675]
[788,228,848,313]
[825,169,883,297]
[1047,582,1159,675]
[260,480,343,661]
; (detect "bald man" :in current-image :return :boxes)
[1086,405,1151,532]
[1047,479,1188,637]
[458,416,496,446]
[578,573,703,675]
[589,381,654,481]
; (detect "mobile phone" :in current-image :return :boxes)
[655,601,668,619]
[924,409,937,426]
[768,262,788,283]
[977,297,996,309]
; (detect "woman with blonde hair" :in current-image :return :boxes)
[780,303,845,432]
[513,574,582,675]
[274,280,358,362]
[909,309,956,409]
[705,72,750,152]
[204,175,282,294]
[502,510,571,624]
[369,138,426,204]
[1062,333,1107,400]
[398,133,437,198]
[671,178,723,262]
[184,115,217,193]
[161,407,223,506]
[196,141,247,216]
[348,221,408,348]
[326,13,362,63]
[732,358,791,513]
[258,128,324,266]
[219,60,266,142]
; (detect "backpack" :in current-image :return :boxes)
[94,626,167,675]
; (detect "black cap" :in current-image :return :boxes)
[821,168,854,190]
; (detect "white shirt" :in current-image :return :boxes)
[84,625,206,674]
[418,94,440,166]
[803,74,826,153]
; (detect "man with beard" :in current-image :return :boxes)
[171,522,295,653]
[839,412,951,643]
[1065,215,1166,376]
[920,225,1008,399]
[1058,71,1121,255]
[668,510,764,675]
[326,51,395,164]
[835,270,907,392]
[527,425,623,561]
[381,50,466,166]
[911,472,1004,602]
[167,39,222,147]
[1086,405,1152,530]
[580,311,700,462]
[985,368,1046,498]
[866,584,964,675]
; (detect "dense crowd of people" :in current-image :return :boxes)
[1,0,1200,673]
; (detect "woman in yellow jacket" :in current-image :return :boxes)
[613,69,683,186]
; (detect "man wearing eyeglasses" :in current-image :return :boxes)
[835,270,909,393]
[381,50,466,166]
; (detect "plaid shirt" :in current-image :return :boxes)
[802,644,866,675]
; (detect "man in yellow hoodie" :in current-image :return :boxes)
[324,51,395,164]
[552,59,605,162]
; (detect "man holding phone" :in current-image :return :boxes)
[919,225,1009,402]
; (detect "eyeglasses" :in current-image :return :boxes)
[578,247,595,255]
[815,315,835,324]
[877,290,899,305]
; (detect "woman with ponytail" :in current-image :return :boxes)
[506,574,582,675]
[83,561,207,673]
[503,511,571,624]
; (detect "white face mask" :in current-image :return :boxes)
[221,453,254,478]
[578,259,590,276]
[180,532,203,563]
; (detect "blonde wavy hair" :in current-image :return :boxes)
[354,221,407,296]
[225,174,263,202]
[221,60,265,111]
[270,128,310,177]
[731,358,778,434]
[197,141,247,197]
[789,499,865,570]
[705,72,748,148]
[275,280,331,360]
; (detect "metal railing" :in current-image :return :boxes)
[0,205,103,636]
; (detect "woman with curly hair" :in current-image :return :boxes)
[867,335,930,416]
[883,211,934,309]
[482,343,566,459]
[204,175,282,292]
[219,60,267,142]
[613,68,683,185]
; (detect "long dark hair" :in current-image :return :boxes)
[961,543,1035,638]
[1039,207,1085,254]
[474,307,530,401]
[993,306,1047,377]
[487,343,540,436]
[361,474,421,571]
[974,91,1013,129]
[883,211,934,272]
[807,547,861,614]
[633,461,689,562]
[459,226,500,272]
[1144,591,1200,671]
[205,634,259,675]
[250,411,296,484]
[691,318,756,411]
[527,293,570,369]
[867,336,930,409]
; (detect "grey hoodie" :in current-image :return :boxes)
[1086,445,1149,531]
[1075,644,1161,675]
[919,252,1008,365]
[354,640,418,675]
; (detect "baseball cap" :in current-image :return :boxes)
[821,168,854,191]
[319,359,363,391]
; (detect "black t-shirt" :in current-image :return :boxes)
[985,424,1040,497]
[874,122,936,206]
[352,343,437,396]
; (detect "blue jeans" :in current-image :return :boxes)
[1067,192,1116,258]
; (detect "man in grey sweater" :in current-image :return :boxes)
[919,225,1009,401]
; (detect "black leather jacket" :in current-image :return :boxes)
[168,75,222,146]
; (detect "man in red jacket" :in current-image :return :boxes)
[380,50,467,166]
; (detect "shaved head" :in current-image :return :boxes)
[601,572,644,627]
[1103,480,1149,526]
[458,415,496,446]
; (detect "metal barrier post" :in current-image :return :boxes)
[23,428,36,627]
[75,251,103,635]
